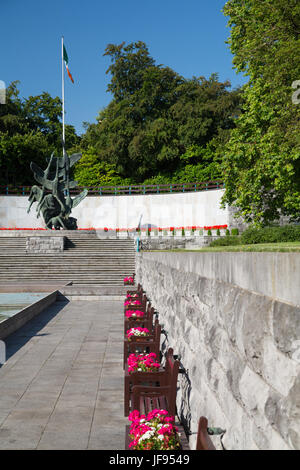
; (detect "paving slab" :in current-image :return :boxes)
[0,298,127,450]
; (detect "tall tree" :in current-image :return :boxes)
[104,41,155,101]
[79,41,241,184]
[0,82,80,186]
[222,0,300,225]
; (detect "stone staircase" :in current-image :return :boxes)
[0,234,135,286]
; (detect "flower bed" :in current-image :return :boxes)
[125,310,144,319]
[126,327,150,341]
[124,299,142,307]
[128,409,181,450]
[124,276,134,285]
[126,293,140,299]
[127,352,160,373]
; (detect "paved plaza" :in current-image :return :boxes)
[0,299,127,449]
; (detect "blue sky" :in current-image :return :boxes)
[1,0,247,135]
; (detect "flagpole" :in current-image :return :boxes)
[61,36,65,156]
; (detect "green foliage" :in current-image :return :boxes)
[73,147,129,186]
[231,228,239,236]
[207,229,212,236]
[241,225,300,244]
[0,82,80,186]
[222,0,300,225]
[216,228,220,236]
[79,41,242,185]
[209,235,241,246]
[103,41,155,101]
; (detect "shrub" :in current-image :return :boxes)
[207,229,212,236]
[209,236,241,247]
[225,229,230,236]
[216,228,220,236]
[241,225,300,244]
[231,228,239,236]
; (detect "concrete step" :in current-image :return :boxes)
[0,237,135,285]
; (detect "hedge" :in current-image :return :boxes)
[241,225,300,244]
[209,225,300,247]
[209,235,241,247]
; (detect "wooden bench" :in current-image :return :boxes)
[123,319,161,369]
[125,415,216,450]
[124,347,179,417]
[124,304,155,336]
[126,283,143,297]
[124,293,147,314]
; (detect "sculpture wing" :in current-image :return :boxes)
[30,162,45,179]
[57,153,81,169]
[69,153,82,168]
[31,169,54,191]
[71,189,88,209]
[60,180,78,190]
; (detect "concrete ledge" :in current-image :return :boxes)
[0,282,71,293]
[0,290,58,340]
[57,285,132,297]
[139,251,300,307]
[58,295,124,301]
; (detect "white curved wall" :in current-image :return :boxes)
[0,189,229,229]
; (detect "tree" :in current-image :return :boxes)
[0,82,80,186]
[104,41,155,101]
[78,41,241,185]
[221,0,300,225]
[73,147,129,186]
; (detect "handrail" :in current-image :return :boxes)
[0,180,224,196]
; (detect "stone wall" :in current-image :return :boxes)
[0,189,231,229]
[135,252,300,450]
[26,236,65,253]
[137,235,221,251]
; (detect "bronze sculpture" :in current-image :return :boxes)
[27,152,88,230]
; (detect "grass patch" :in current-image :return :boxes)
[198,241,300,252]
[150,242,300,253]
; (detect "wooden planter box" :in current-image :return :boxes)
[125,423,190,450]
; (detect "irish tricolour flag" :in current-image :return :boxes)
[63,45,74,83]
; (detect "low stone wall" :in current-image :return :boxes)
[26,236,65,253]
[137,235,220,251]
[136,252,300,450]
[0,291,57,341]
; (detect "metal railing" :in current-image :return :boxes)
[0,180,224,196]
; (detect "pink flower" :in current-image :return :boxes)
[125,310,144,318]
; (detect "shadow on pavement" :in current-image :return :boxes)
[3,300,69,361]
